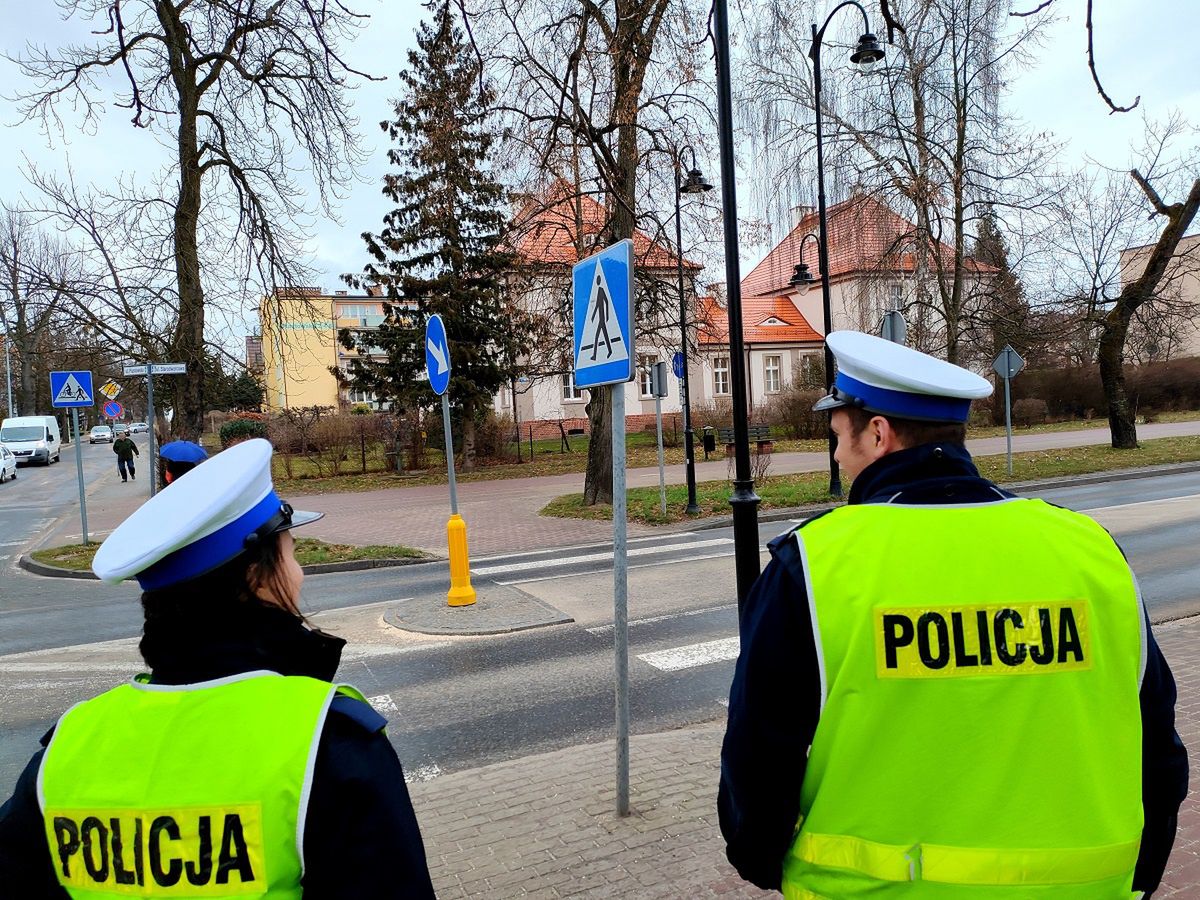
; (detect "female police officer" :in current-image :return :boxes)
[0,438,436,898]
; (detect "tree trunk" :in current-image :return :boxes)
[1098,317,1137,448]
[461,408,476,472]
[162,5,205,441]
[583,385,613,505]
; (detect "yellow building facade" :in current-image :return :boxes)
[260,288,388,411]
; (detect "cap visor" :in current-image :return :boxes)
[812,394,846,412]
[275,509,324,533]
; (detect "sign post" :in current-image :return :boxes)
[125,362,186,497]
[992,345,1025,476]
[651,361,669,515]
[573,238,635,817]
[50,371,94,545]
[426,314,475,607]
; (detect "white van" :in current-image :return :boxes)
[0,416,63,466]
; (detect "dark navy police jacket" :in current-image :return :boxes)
[718,442,1189,895]
[0,603,437,898]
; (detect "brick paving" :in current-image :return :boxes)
[407,614,1200,898]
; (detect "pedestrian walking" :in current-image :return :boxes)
[719,331,1188,899]
[112,430,139,482]
[0,438,436,898]
[159,439,208,488]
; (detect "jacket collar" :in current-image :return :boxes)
[848,442,993,505]
[140,601,346,685]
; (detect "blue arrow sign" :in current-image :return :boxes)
[50,370,95,408]
[672,352,685,379]
[573,239,635,389]
[425,313,451,396]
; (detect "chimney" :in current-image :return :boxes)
[790,205,815,230]
[334,290,347,296]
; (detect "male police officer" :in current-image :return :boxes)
[719,331,1187,899]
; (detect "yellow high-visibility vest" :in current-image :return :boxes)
[782,498,1145,899]
[38,671,346,898]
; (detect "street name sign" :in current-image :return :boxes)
[573,239,635,389]
[124,363,187,376]
[425,314,451,396]
[50,371,94,408]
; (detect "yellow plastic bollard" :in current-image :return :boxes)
[446,513,477,606]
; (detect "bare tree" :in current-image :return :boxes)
[1048,117,1199,448]
[13,0,372,438]
[464,0,713,504]
[0,206,75,414]
[741,0,1060,364]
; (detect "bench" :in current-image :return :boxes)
[717,424,774,456]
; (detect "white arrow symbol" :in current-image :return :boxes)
[427,338,448,375]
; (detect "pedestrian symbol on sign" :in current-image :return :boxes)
[575,263,628,368]
[53,374,92,405]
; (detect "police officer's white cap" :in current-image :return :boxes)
[813,331,993,423]
[92,438,323,589]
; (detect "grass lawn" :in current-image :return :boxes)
[29,537,428,573]
[271,410,1200,496]
[541,434,1200,526]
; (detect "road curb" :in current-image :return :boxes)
[19,552,439,581]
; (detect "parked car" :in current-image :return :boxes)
[89,425,114,444]
[113,423,130,437]
[0,445,16,482]
[129,422,149,434]
[0,416,63,465]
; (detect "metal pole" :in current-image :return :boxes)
[675,162,700,515]
[441,393,459,514]
[612,383,630,816]
[714,0,762,607]
[655,394,666,515]
[1004,373,1013,476]
[811,24,843,499]
[4,336,13,417]
[147,371,157,498]
[72,408,89,545]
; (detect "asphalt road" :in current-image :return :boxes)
[1,470,1197,790]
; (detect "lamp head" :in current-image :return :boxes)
[851,33,885,71]
[789,262,817,295]
[680,167,713,194]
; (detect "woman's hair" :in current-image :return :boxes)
[140,530,301,624]
[843,407,967,448]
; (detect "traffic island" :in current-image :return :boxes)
[383,584,574,636]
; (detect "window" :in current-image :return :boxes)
[348,386,376,405]
[338,303,378,319]
[764,355,782,393]
[638,354,658,397]
[712,355,730,396]
[561,372,584,401]
[890,282,904,309]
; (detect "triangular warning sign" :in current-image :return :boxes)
[54,374,91,405]
[575,262,628,370]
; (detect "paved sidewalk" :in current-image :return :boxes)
[35,420,1200,557]
[407,614,1200,898]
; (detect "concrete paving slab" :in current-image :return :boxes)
[384,584,575,635]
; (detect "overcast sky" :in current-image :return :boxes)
[1,0,1196,345]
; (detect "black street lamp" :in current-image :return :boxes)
[712,0,762,607]
[811,2,885,498]
[788,232,822,293]
[674,145,713,516]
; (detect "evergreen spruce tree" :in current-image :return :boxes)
[973,211,1039,423]
[342,0,517,470]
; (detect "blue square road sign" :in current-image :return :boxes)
[50,371,95,408]
[573,239,635,389]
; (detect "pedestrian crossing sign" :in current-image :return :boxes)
[50,370,95,408]
[573,239,635,389]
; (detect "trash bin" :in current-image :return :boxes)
[702,426,716,460]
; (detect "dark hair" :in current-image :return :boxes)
[159,458,202,489]
[843,407,967,448]
[140,530,300,627]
